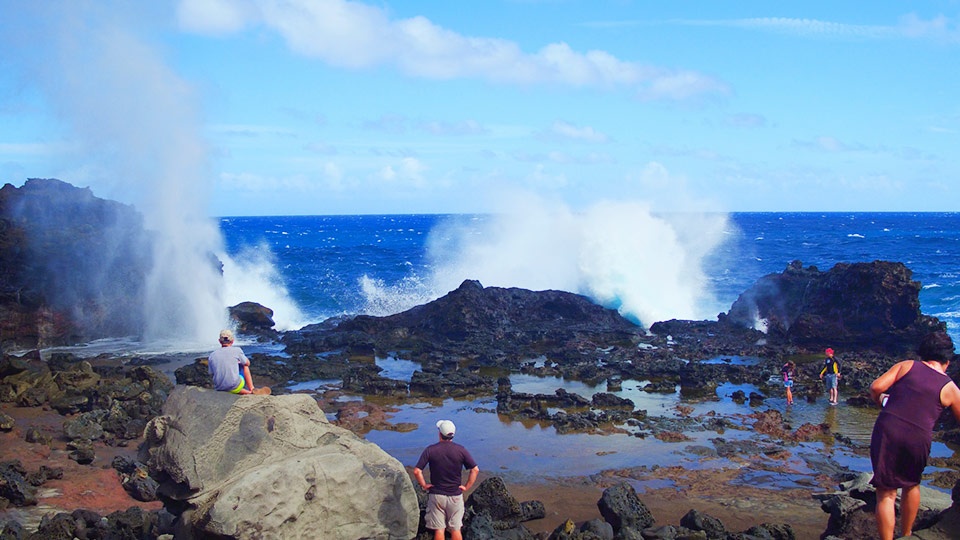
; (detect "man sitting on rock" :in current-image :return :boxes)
[413,420,479,540]
[208,329,263,395]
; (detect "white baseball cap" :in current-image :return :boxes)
[436,420,456,438]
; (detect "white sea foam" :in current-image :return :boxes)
[410,194,730,328]
[219,243,307,331]
[359,274,436,316]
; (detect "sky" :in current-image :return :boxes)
[1,1,959,216]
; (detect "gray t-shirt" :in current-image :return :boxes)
[208,345,250,391]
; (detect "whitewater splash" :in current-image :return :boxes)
[219,243,307,331]
[359,196,732,328]
[0,4,306,349]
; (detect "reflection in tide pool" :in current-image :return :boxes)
[375,356,421,382]
[361,358,953,492]
[365,396,746,481]
[287,378,339,393]
[509,374,679,415]
[365,379,887,487]
[700,355,763,366]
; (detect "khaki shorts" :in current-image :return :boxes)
[424,493,464,531]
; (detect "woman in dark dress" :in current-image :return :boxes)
[868,331,960,540]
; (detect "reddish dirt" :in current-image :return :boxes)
[501,470,828,538]
[0,403,162,530]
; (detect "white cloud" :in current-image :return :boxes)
[176,0,256,35]
[673,14,960,43]
[546,120,609,143]
[525,164,567,189]
[176,0,727,100]
[813,136,851,152]
[638,70,729,101]
[304,141,338,155]
[377,157,427,187]
[418,119,486,136]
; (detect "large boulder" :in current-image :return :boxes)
[723,260,944,351]
[228,301,278,340]
[596,482,655,534]
[140,386,418,539]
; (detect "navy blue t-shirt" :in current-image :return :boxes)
[415,441,478,496]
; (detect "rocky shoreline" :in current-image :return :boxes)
[3,349,960,539]
[4,267,960,538]
[4,179,960,538]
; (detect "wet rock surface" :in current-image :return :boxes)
[0,178,152,349]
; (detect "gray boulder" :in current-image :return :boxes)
[140,386,418,539]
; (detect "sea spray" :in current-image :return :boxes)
[418,196,731,328]
[359,274,437,317]
[220,243,307,331]
[4,4,300,346]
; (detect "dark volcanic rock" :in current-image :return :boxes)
[679,508,726,538]
[462,477,539,540]
[596,482,655,534]
[228,301,278,340]
[0,178,152,350]
[724,260,944,352]
[285,279,642,366]
[0,461,37,507]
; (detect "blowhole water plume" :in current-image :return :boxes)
[3,4,302,348]
[220,243,307,331]
[422,196,730,328]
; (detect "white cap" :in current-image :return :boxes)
[436,420,456,438]
[219,329,235,342]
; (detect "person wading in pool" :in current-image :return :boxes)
[819,348,841,404]
[782,360,797,405]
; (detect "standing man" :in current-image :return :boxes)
[208,329,261,395]
[819,347,842,405]
[413,420,479,540]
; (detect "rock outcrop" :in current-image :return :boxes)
[228,301,278,340]
[724,260,944,352]
[283,279,642,366]
[0,178,151,350]
[140,386,419,539]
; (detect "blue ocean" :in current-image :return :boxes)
[219,212,960,340]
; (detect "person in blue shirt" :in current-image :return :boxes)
[208,329,260,395]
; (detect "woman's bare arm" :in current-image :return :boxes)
[869,361,913,406]
[941,381,960,421]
